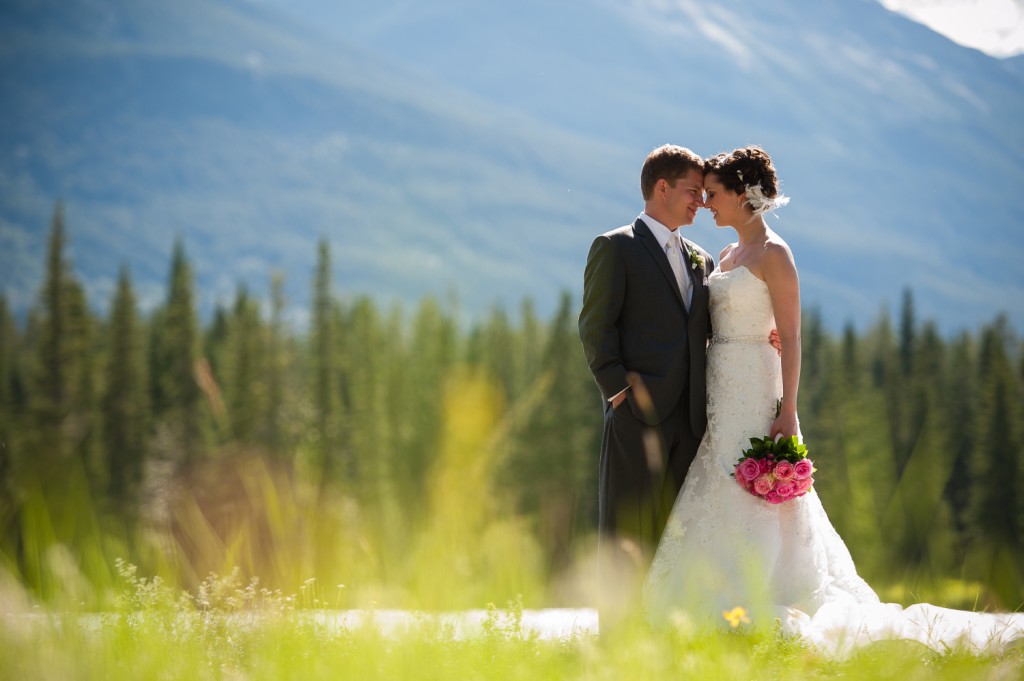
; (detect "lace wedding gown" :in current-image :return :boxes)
[643,265,1024,657]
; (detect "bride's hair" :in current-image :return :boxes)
[704,146,779,198]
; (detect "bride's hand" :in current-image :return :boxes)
[768,329,782,356]
[770,411,799,440]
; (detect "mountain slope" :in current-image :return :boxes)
[269,0,1024,327]
[1,0,1021,331]
[0,0,634,319]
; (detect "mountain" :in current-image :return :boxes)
[1,0,1022,332]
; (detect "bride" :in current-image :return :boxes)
[643,146,1024,657]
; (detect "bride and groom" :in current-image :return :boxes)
[578,144,1024,655]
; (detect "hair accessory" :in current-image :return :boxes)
[744,183,790,217]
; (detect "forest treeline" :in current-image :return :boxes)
[0,204,1021,610]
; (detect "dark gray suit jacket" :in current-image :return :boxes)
[578,217,713,436]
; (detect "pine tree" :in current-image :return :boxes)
[226,284,263,444]
[32,203,96,478]
[311,238,338,481]
[204,305,230,391]
[265,272,287,455]
[899,287,915,377]
[344,297,400,543]
[65,277,99,483]
[943,332,975,552]
[470,305,518,403]
[102,265,147,512]
[149,238,203,462]
[0,296,17,531]
[343,297,388,490]
[890,290,919,480]
[509,291,598,569]
[33,203,73,467]
[969,319,1022,606]
[397,297,457,517]
[893,321,955,572]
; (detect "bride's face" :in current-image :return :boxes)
[704,174,745,228]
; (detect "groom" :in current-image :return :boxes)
[578,144,714,617]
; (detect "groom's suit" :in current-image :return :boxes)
[579,217,714,558]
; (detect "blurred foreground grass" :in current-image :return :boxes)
[1,560,1022,680]
[2,371,1022,679]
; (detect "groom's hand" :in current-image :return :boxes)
[769,329,782,356]
[610,389,628,409]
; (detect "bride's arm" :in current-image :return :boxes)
[762,242,801,439]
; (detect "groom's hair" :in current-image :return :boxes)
[641,145,703,200]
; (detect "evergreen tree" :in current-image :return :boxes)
[31,203,96,478]
[943,332,976,551]
[33,203,73,467]
[899,287,915,377]
[65,277,99,483]
[970,323,1021,549]
[891,320,955,572]
[509,292,598,569]
[397,297,457,517]
[204,304,230,390]
[265,273,287,455]
[968,321,1022,606]
[0,296,17,535]
[102,265,147,512]
[311,238,338,481]
[469,305,518,402]
[515,298,543,400]
[149,238,203,462]
[343,297,388,490]
[226,284,263,444]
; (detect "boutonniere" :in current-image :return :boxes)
[688,250,705,272]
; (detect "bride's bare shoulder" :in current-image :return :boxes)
[761,238,797,280]
[718,243,737,262]
[763,233,794,262]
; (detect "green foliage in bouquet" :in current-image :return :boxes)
[742,435,811,466]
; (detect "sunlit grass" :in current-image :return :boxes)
[2,372,1022,679]
[2,562,1020,681]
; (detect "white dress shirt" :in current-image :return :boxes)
[640,212,692,310]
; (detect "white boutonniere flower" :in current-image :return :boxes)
[688,250,705,272]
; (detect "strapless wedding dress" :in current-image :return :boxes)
[643,265,1024,657]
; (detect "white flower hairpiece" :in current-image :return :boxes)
[744,182,790,217]
[735,169,789,216]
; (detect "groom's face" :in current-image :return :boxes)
[662,168,705,228]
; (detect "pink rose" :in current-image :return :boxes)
[794,459,813,480]
[775,481,795,498]
[774,461,796,481]
[765,491,784,504]
[753,477,774,496]
[738,458,761,482]
[796,477,814,494]
[758,459,773,475]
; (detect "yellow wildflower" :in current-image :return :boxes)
[722,606,751,628]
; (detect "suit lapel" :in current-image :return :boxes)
[634,218,686,310]
[681,239,708,323]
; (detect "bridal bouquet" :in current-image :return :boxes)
[732,434,815,504]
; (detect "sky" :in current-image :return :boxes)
[881,0,1024,56]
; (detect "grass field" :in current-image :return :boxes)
[1,561,1021,681]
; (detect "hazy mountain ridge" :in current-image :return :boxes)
[1,0,1021,331]
[0,0,633,321]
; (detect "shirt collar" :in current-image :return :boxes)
[639,212,679,249]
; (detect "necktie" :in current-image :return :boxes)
[666,236,692,312]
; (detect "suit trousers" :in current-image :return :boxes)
[597,391,703,570]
